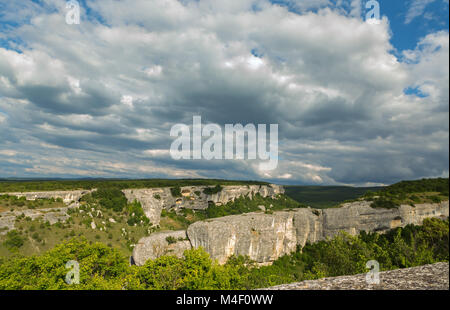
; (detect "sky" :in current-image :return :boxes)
[0,0,448,186]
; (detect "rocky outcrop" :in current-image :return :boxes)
[0,190,94,235]
[132,230,191,266]
[0,202,79,235]
[187,201,448,264]
[1,190,95,204]
[265,262,449,290]
[122,188,170,226]
[132,200,448,265]
[322,201,449,238]
[187,209,321,264]
[123,184,284,226]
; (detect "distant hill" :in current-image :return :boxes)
[285,178,449,209]
[284,185,382,208]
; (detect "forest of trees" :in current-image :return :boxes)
[0,179,268,193]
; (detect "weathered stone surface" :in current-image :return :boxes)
[0,192,86,234]
[0,202,79,235]
[123,184,284,226]
[132,230,191,266]
[187,209,321,264]
[322,201,449,238]
[1,190,95,204]
[186,201,449,264]
[122,188,170,226]
[265,262,449,290]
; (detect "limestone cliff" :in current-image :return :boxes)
[0,190,94,235]
[132,230,191,266]
[1,190,95,204]
[132,200,449,265]
[122,184,284,226]
[0,202,79,235]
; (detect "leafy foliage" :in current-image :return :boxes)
[165,236,177,245]
[126,200,150,226]
[378,178,449,196]
[370,197,399,209]
[203,185,223,195]
[3,230,25,251]
[204,193,306,219]
[91,188,128,212]
[170,186,182,198]
[363,178,449,208]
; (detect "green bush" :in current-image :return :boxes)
[370,198,398,209]
[205,194,304,219]
[92,188,127,212]
[0,238,128,289]
[3,230,25,250]
[126,200,149,226]
[203,185,223,195]
[165,236,177,244]
[430,196,442,203]
[170,187,182,197]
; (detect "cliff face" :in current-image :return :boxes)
[122,184,284,226]
[0,203,79,235]
[321,201,449,237]
[1,190,95,204]
[187,208,321,264]
[0,190,95,235]
[133,201,449,265]
[132,230,191,266]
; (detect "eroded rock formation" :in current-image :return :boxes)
[0,190,96,235]
[1,190,95,204]
[132,201,449,265]
[132,230,191,266]
[122,184,284,226]
[0,203,79,235]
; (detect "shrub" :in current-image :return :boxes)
[3,230,25,250]
[430,196,442,203]
[32,232,41,242]
[166,236,177,244]
[203,185,223,195]
[126,200,149,226]
[92,188,127,212]
[170,187,182,197]
[370,198,398,209]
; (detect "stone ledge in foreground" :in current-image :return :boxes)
[264,262,449,290]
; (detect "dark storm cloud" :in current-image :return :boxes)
[0,0,448,185]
